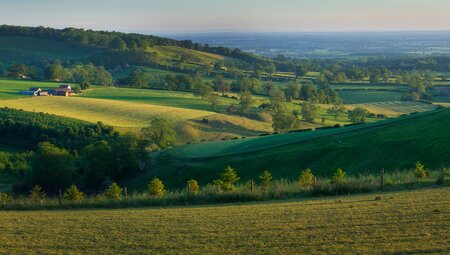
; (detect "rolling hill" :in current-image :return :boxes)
[127,108,450,189]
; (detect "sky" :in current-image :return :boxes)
[0,0,449,33]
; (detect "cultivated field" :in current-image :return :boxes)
[0,187,448,254]
[348,101,437,117]
[337,90,404,104]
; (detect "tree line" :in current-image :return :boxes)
[4,61,113,86]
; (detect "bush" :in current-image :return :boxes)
[103,182,123,200]
[0,192,12,205]
[299,168,315,190]
[187,179,199,195]
[259,170,273,192]
[213,165,240,191]
[148,178,165,198]
[63,185,84,201]
[29,185,45,204]
[332,168,346,185]
[415,162,428,179]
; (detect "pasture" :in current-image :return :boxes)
[79,86,238,112]
[0,187,448,254]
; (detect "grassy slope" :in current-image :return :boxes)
[0,96,213,128]
[79,86,238,112]
[0,187,448,254]
[139,108,450,188]
[0,36,104,64]
[0,83,273,139]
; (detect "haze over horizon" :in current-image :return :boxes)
[1,0,449,33]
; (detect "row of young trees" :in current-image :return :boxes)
[8,161,436,206]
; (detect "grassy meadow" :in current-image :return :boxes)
[0,186,448,254]
[148,108,450,188]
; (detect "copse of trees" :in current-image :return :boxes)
[0,108,116,150]
[30,142,73,194]
[44,62,112,85]
[140,118,177,150]
[6,62,38,79]
[4,61,112,86]
[348,107,368,123]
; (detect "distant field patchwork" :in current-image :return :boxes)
[349,101,437,117]
[337,90,404,104]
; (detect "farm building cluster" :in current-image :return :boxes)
[20,85,75,97]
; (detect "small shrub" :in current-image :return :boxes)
[63,185,84,201]
[213,165,240,191]
[148,178,165,198]
[30,185,45,204]
[0,192,12,205]
[436,168,447,185]
[187,179,199,195]
[299,168,315,190]
[259,170,273,192]
[103,182,123,200]
[415,162,428,179]
[332,168,346,185]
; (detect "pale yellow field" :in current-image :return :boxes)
[348,101,437,117]
[0,96,213,128]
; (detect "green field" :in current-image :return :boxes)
[141,108,450,188]
[0,79,64,99]
[0,187,448,254]
[79,86,238,112]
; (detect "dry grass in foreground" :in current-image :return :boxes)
[0,186,448,254]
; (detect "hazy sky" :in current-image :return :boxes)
[1,0,449,33]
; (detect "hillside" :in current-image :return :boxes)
[1,186,448,254]
[0,35,227,70]
[131,108,450,188]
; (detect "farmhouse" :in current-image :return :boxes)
[48,84,75,96]
[20,84,75,97]
[20,87,41,96]
[51,88,75,97]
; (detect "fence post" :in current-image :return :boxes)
[250,180,254,192]
[313,176,317,189]
[124,187,128,200]
[380,168,385,191]
[58,189,62,207]
[186,184,190,205]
